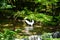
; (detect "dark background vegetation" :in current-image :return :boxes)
[0,0,60,33]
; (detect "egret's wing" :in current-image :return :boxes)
[25,20,30,24]
[32,20,34,23]
[25,20,34,25]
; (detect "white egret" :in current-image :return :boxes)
[25,20,34,26]
[24,17,34,26]
[24,17,34,34]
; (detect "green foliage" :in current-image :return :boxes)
[56,14,60,21]
[0,0,60,26]
[41,33,52,38]
[0,29,16,40]
[41,33,53,40]
[14,9,33,18]
[0,0,15,9]
[14,10,54,25]
[26,13,53,22]
[35,0,58,4]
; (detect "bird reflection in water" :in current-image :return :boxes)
[24,17,34,34]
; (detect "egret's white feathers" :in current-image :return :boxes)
[25,20,34,26]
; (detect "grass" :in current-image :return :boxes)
[43,38,60,40]
[53,38,60,40]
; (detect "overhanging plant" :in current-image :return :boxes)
[0,29,17,40]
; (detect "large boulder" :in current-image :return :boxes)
[52,31,60,38]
